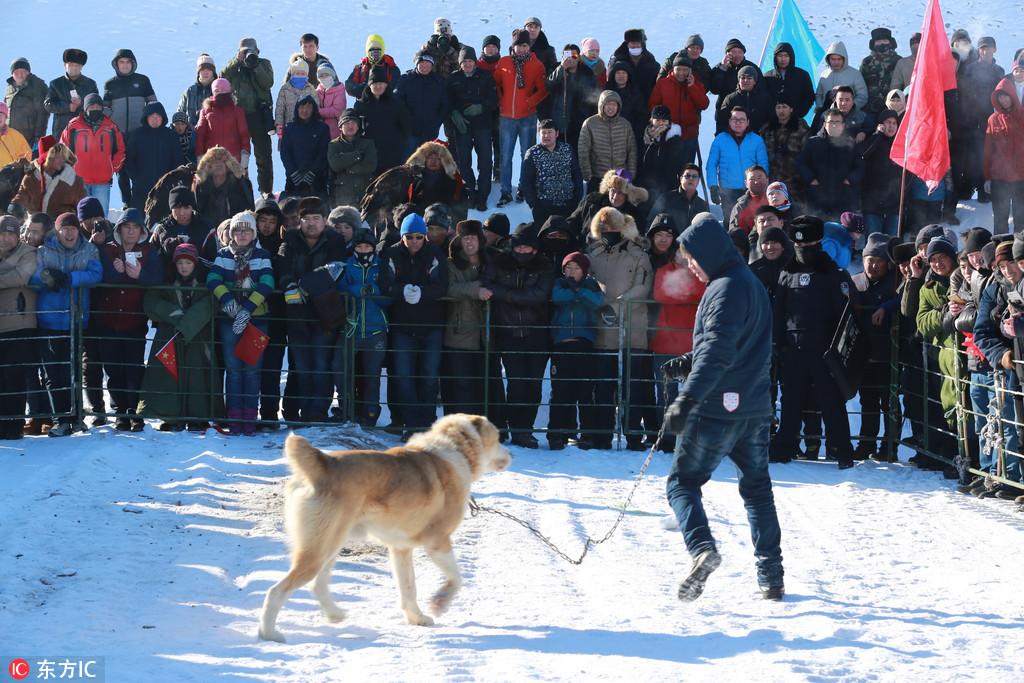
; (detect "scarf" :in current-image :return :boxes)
[230,242,254,291]
[512,52,530,89]
[581,56,599,70]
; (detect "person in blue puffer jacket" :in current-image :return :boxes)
[335,228,390,426]
[547,250,603,449]
[705,106,769,223]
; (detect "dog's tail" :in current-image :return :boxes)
[283,433,329,484]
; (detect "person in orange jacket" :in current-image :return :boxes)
[493,31,547,206]
[59,93,124,213]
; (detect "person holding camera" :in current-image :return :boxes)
[221,38,275,194]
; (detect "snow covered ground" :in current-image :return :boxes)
[2,427,1024,681]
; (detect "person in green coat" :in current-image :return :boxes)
[138,243,222,430]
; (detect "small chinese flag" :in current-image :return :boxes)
[234,323,270,366]
[156,334,179,381]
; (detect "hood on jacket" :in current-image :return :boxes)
[139,101,168,128]
[292,94,321,121]
[597,89,623,120]
[774,42,795,70]
[195,145,245,183]
[113,208,150,245]
[824,41,849,65]
[589,206,640,243]
[406,140,458,179]
[110,48,138,75]
[606,60,635,85]
[992,78,1020,112]
[678,213,743,280]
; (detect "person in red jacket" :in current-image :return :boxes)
[983,75,1024,234]
[59,93,124,213]
[493,32,547,207]
[651,239,705,450]
[648,54,710,164]
[195,78,251,168]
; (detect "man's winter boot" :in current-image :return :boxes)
[677,548,722,602]
[760,584,785,601]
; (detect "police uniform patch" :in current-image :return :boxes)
[794,230,804,241]
[798,273,811,286]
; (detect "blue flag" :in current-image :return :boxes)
[759,0,825,121]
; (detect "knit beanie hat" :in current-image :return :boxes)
[196,53,216,74]
[651,104,671,120]
[459,46,477,63]
[76,196,104,221]
[55,212,80,230]
[926,236,957,261]
[840,211,866,234]
[168,186,197,210]
[328,205,362,229]
[686,35,705,50]
[738,65,758,81]
[646,213,678,237]
[211,78,232,95]
[862,232,892,260]
[994,239,1015,266]
[672,54,692,69]
[963,227,992,254]
[510,222,539,248]
[725,38,746,52]
[230,211,257,233]
[351,228,376,248]
[766,181,789,201]
[482,35,501,50]
[1012,234,1024,262]
[173,242,199,265]
[759,226,788,247]
[483,212,510,238]
[423,202,451,229]
[915,223,946,248]
[368,66,389,84]
[400,213,427,236]
[10,57,30,74]
[513,31,532,47]
[562,251,590,277]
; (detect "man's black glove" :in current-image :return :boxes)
[709,185,721,205]
[664,396,697,435]
[661,352,693,381]
[41,268,69,291]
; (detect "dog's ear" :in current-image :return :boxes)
[466,414,494,442]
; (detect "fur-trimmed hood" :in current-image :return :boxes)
[406,140,458,179]
[598,171,649,206]
[196,146,244,183]
[589,206,641,243]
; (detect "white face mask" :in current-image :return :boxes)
[320,75,334,88]
[628,47,643,57]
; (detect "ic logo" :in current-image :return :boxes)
[8,658,30,680]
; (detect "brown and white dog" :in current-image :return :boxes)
[258,414,511,642]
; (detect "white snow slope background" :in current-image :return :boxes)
[3,1,1024,681]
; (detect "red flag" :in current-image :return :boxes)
[155,334,179,381]
[234,323,270,366]
[889,0,958,191]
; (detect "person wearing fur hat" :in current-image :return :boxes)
[5,57,49,149]
[647,57,710,164]
[352,65,412,173]
[609,29,660,104]
[281,95,330,198]
[195,78,251,166]
[770,215,855,467]
[315,63,347,140]
[521,119,584,226]
[206,210,275,435]
[92,208,162,431]
[708,39,762,113]
[344,34,401,100]
[0,213,37,439]
[59,94,124,214]
[569,168,648,241]
[221,37,275,194]
[636,105,688,209]
[858,109,902,236]
[177,53,217,128]
[44,49,99,139]
[858,29,902,115]
[12,137,85,218]
[149,185,218,281]
[586,207,655,450]
[327,110,377,208]
[396,50,450,151]
[194,146,255,230]
[405,140,464,212]
[481,221,553,448]
[548,250,603,449]
[543,44,598,148]
[29,211,102,436]
[761,43,815,121]
[124,102,185,212]
[138,241,220,432]
[646,163,709,234]
[579,90,638,193]
[421,17,463,79]
[275,59,317,138]
[446,46,498,211]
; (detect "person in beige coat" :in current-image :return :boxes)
[585,206,655,449]
[0,215,37,438]
[578,90,637,193]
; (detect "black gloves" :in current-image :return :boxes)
[664,397,697,434]
[41,268,70,292]
[661,353,693,381]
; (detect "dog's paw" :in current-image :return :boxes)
[404,611,435,626]
[322,605,347,623]
[430,586,456,616]
[258,627,287,643]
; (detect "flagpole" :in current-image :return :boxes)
[759,0,785,67]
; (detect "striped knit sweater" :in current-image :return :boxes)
[206,245,275,317]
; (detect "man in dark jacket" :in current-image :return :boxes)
[604,60,649,147]
[124,102,184,211]
[221,37,275,194]
[280,95,330,198]
[858,109,902,235]
[762,43,815,121]
[354,67,412,174]
[177,53,217,128]
[5,57,49,149]
[44,49,99,139]
[962,37,1004,202]
[759,94,810,200]
[797,108,863,220]
[327,109,377,208]
[544,45,598,147]
[521,120,584,226]
[481,222,554,448]
[446,47,498,211]
[379,213,448,434]
[646,164,708,232]
[610,29,660,103]
[520,18,558,75]
[149,186,218,279]
[858,28,902,116]
[103,49,159,206]
[716,66,773,135]
[277,197,346,422]
[663,213,784,602]
[396,51,449,151]
[770,215,855,467]
[708,39,762,113]
[636,105,687,209]
[658,34,713,89]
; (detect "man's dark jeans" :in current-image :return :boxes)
[666,414,784,588]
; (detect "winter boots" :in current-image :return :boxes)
[677,548,722,602]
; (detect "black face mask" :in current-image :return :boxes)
[513,251,533,264]
[794,243,821,264]
[603,232,622,247]
[85,110,103,125]
[356,251,374,265]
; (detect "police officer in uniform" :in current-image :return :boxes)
[770,215,856,468]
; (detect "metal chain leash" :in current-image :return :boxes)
[469,421,668,566]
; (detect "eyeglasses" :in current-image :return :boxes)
[232,227,255,234]
[729,117,748,123]
[681,173,700,179]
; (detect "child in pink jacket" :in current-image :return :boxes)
[316,64,347,140]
